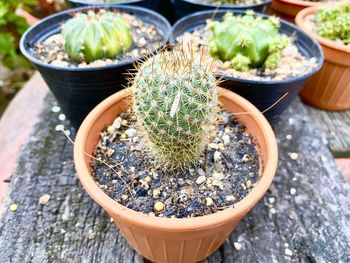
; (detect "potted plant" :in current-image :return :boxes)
[269,0,338,23]
[172,10,323,125]
[173,0,272,19]
[74,47,278,263]
[20,6,171,127]
[295,3,350,110]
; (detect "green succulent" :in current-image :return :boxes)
[208,12,290,71]
[133,50,219,169]
[315,4,350,45]
[61,10,133,63]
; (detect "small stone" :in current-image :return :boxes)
[288,152,299,160]
[285,248,293,256]
[196,175,207,185]
[38,194,50,205]
[290,188,296,196]
[286,134,292,140]
[213,151,221,162]
[242,154,250,163]
[268,197,275,204]
[209,143,218,150]
[107,126,115,133]
[152,189,161,198]
[154,201,165,212]
[9,204,18,212]
[212,171,224,180]
[225,195,236,202]
[58,114,66,121]
[51,106,61,113]
[122,195,128,201]
[270,208,277,214]
[284,243,289,248]
[218,143,225,151]
[246,180,252,188]
[125,128,137,138]
[120,134,127,140]
[234,242,242,251]
[88,229,96,240]
[321,156,328,162]
[110,217,114,223]
[65,130,71,137]
[144,176,152,183]
[55,124,64,131]
[121,119,128,126]
[205,197,213,206]
[197,168,205,177]
[112,117,122,129]
[224,127,232,134]
[222,134,230,145]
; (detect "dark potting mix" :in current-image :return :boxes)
[91,109,260,218]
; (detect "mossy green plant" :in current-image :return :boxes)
[132,49,219,169]
[208,12,289,71]
[61,9,133,63]
[315,4,350,45]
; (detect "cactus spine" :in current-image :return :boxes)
[133,49,219,169]
[61,10,133,63]
[208,12,289,71]
[315,4,350,45]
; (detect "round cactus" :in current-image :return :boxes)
[61,10,133,63]
[208,12,289,71]
[132,49,219,169]
[315,4,350,45]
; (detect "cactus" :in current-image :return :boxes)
[132,49,219,169]
[61,10,133,63]
[315,4,350,45]
[208,12,290,71]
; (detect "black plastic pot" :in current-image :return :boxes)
[172,10,324,125]
[68,0,176,24]
[173,0,272,20]
[20,6,171,128]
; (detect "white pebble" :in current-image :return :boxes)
[285,248,293,256]
[222,134,230,145]
[288,152,299,160]
[58,114,66,121]
[286,134,292,140]
[270,208,277,214]
[196,175,206,185]
[213,151,222,162]
[268,197,275,204]
[65,130,71,136]
[226,195,236,202]
[112,117,122,129]
[234,242,242,251]
[284,243,289,248]
[290,188,296,196]
[124,128,136,138]
[51,106,61,113]
[197,168,205,177]
[205,197,213,206]
[55,124,64,131]
[209,143,219,150]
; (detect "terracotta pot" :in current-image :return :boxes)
[270,0,319,22]
[295,6,350,110]
[74,88,278,263]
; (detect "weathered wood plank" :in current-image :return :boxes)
[304,105,350,158]
[0,94,349,263]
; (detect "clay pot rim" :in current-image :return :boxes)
[273,0,320,7]
[20,5,171,72]
[74,88,278,231]
[295,6,350,54]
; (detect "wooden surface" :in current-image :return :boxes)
[304,105,350,158]
[0,90,349,262]
[0,73,47,212]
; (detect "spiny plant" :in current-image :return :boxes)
[61,9,133,63]
[315,4,350,45]
[208,11,290,71]
[132,48,219,170]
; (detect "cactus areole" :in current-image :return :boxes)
[133,50,219,169]
[61,10,133,63]
[208,12,290,71]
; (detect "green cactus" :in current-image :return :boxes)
[61,10,133,63]
[133,49,219,169]
[315,4,350,45]
[208,12,290,71]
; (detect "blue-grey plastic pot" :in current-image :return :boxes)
[20,6,171,128]
[67,0,176,24]
[173,0,272,20]
[172,10,324,125]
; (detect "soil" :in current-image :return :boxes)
[33,12,164,68]
[177,26,318,81]
[91,109,260,218]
